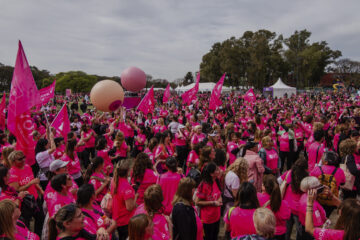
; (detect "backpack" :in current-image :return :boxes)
[187,167,201,186]
[316,166,339,206]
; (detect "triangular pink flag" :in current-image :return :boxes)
[0,93,6,131]
[209,73,225,110]
[51,103,70,141]
[8,41,40,165]
[38,79,56,105]
[137,86,155,115]
[163,83,171,103]
[181,73,200,104]
[244,88,256,102]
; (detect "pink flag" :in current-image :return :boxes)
[8,41,40,165]
[137,86,155,115]
[66,89,72,97]
[163,84,171,103]
[38,79,56,105]
[244,88,256,102]
[209,73,225,110]
[51,103,70,141]
[0,93,6,131]
[181,73,200,104]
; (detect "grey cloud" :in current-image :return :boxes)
[0,0,359,81]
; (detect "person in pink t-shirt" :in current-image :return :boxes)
[135,184,171,240]
[306,196,360,240]
[111,131,129,163]
[259,175,291,239]
[307,130,325,172]
[158,157,183,215]
[0,199,39,240]
[224,182,259,238]
[77,184,117,237]
[46,173,75,218]
[111,159,136,240]
[95,137,113,176]
[48,203,109,240]
[131,153,158,205]
[62,139,84,187]
[128,214,154,240]
[195,162,222,240]
[85,157,110,204]
[297,177,327,240]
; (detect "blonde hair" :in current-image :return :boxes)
[300,176,321,192]
[172,177,196,206]
[226,158,248,183]
[115,131,125,144]
[261,136,272,149]
[253,207,276,239]
[313,122,324,132]
[0,200,17,240]
[1,147,15,168]
[339,139,357,158]
[8,150,24,165]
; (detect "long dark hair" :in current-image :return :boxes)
[48,204,80,240]
[263,175,281,212]
[334,199,360,240]
[290,157,309,194]
[51,173,67,192]
[65,139,77,160]
[35,138,48,155]
[200,162,217,185]
[76,183,95,207]
[235,182,259,209]
[0,165,8,190]
[84,157,104,183]
[132,153,153,183]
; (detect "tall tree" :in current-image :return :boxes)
[183,72,194,86]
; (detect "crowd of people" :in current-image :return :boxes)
[0,90,360,240]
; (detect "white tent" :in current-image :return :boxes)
[175,82,232,92]
[265,78,296,97]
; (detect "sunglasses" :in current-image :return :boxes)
[16,156,26,162]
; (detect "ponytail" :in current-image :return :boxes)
[263,175,281,212]
[48,218,58,240]
[84,157,104,183]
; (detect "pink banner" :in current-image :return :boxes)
[181,73,200,104]
[163,83,170,103]
[0,93,6,131]
[137,86,155,115]
[66,89,72,97]
[244,88,256,102]
[38,79,56,105]
[209,73,225,110]
[51,103,70,140]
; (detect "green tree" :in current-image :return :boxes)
[55,71,98,93]
[284,30,341,88]
[183,72,194,86]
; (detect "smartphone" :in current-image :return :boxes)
[316,185,325,194]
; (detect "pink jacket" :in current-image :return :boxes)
[244,150,265,192]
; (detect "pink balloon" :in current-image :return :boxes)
[121,66,147,92]
[90,80,124,112]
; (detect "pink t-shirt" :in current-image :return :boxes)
[313,228,345,240]
[16,220,40,240]
[83,130,96,148]
[310,165,345,188]
[196,181,221,224]
[133,204,170,240]
[82,207,107,235]
[158,172,183,215]
[224,207,256,238]
[174,132,187,146]
[227,141,239,165]
[8,164,38,199]
[115,141,128,157]
[89,172,107,203]
[111,177,135,226]
[279,132,290,152]
[47,191,75,217]
[191,133,206,146]
[307,142,325,172]
[265,148,279,170]
[257,192,291,235]
[132,169,158,205]
[281,170,302,215]
[62,154,81,176]
[44,177,78,202]
[298,193,326,227]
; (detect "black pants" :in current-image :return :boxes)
[117,225,128,240]
[31,163,40,178]
[285,214,301,240]
[40,180,48,191]
[20,196,45,237]
[322,204,336,218]
[279,151,296,172]
[275,234,286,240]
[297,224,314,240]
[82,147,95,169]
[125,137,134,151]
[203,220,220,240]
[176,145,189,171]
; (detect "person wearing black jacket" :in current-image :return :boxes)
[172,178,199,240]
[339,138,360,199]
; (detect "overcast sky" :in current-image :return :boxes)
[0,0,359,81]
